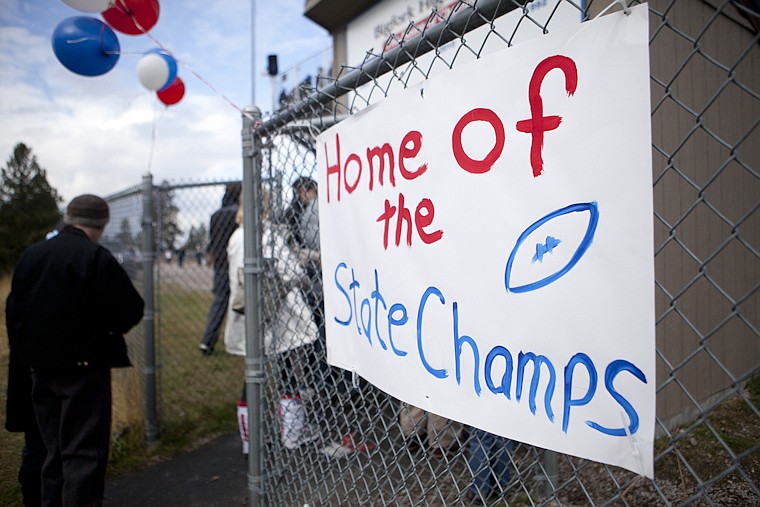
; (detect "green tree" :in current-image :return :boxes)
[155,181,181,252]
[0,143,62,273]
[185,223,208,252]
[117,217,139,247]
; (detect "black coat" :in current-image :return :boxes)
[206,204,238,272]
[5,226,144,431]
[6,226,144,371]
[4,349,35,432]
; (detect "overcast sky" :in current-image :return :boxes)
[0,0,331,204]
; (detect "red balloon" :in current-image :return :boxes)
[102,0,159,35]
[157,77,185,106]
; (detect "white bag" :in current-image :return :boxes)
[279,395,306,450]
[237,401,249,455]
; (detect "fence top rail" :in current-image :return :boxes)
[105,184,142,201]
[258,0,521,133]
[105,179,246,202]
[156,179,241,192]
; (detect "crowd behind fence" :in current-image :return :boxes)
[104,0,758,505]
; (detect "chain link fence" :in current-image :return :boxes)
[104,0,758,505]
[105,179,246,446]
[243,0,759,505]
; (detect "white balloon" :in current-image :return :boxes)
[137,53,170,91]
[59,0,112,13]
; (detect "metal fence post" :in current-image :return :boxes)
[141,173,160,443]
[543,449,558,499]
[242,105,265,507]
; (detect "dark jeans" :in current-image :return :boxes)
[19,424,46,507]
[469,428,512,497]
[32,368,112,507]
[200,266,231,350]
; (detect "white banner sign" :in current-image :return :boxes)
[316,5,655,477]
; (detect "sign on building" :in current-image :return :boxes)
[346,0,583,105]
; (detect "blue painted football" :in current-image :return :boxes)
[504,202,599,293]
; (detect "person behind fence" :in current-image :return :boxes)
[229,188,320,451]
[223,202,246,358]
[466,428,512,503]
[284,176,351,394]
[284,177,322,331]
[199,182,241,356]
[295,178,321,320]
[5,194,145,507]
[399,403,462,458]
[223,202,247,452]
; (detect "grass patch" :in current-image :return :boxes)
[652,377,760,498]
[0,432,23,507]
[748,374,760,404]
[106,400,238,478]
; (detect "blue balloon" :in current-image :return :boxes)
[146,48,178,91]
[52,16,120,77]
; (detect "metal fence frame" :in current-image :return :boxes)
[105,176,254,451]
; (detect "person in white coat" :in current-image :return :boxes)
[225,189,319,450]
[223,205,245,357]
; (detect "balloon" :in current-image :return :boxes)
[102,0,160,35]
[59,0,111,13]
[52,16,120,77]
[136,48,177,91]
[157,77,185,106]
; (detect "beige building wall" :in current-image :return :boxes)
[646,0,759,427]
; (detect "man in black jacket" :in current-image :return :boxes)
[6,194,144,507]
[199,183,240,355]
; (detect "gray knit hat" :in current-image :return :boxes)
[64,194,110,228]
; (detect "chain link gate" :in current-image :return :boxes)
[238,0,759,506]
[105,178,247,446]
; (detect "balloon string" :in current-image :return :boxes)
[147,100,164,173]
[145,31,256,122]
[66,37,96,44]
[123,10,260,126]
[147,102,156,173]
[99,22,107,55]
[103,50,145,55]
